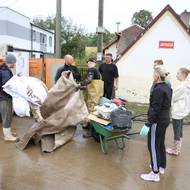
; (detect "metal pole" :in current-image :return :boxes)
[97,0,104,65]
[56,0,62,58]
[116,22,121,33]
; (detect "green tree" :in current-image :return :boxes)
[33,16,87,59]
[131,10,153,28]
[33,16,55,30]
[86,29,115,47]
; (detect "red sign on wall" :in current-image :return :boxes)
[159,41,174,49]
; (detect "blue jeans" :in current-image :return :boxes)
[172,119,183,141]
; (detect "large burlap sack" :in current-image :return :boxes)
[87,80,103,112]
[16,72,89,152]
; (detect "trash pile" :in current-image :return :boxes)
[92,97,132,131]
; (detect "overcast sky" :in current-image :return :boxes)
[0,0,189,33]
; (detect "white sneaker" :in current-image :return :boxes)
[149,165,165,175]
[140,171,160,182]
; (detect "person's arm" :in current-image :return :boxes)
[71,66,81,81]
[114,77,119,90]
[148,88,163,124]
[78,69,93,87]
[114,65,119,90]
[99,64,102,75]
[172,85,185,103]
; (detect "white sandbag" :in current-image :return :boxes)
[3,75,48,117]
[3,75,48,106]
[13,96,30,117]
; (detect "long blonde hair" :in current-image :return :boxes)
[154,66,169,81]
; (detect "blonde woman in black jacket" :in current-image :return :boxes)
[141,67,172,182]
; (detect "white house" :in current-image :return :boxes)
[31,24,54,57]
[0,7,54,58]
[0,7,54,76]
[113,5,190,103]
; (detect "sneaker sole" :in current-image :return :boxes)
[140,175,160,182]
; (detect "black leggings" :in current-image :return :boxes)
[148,122,169,173]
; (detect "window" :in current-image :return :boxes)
[49,36,52,47]
[32,30,36,41]
[40,33,47,44]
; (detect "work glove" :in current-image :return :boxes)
[75,84,87,91]
[140,124,150,137]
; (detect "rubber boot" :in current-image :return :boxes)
[3,128,17,141]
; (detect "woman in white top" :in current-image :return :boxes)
[166,68,190,156]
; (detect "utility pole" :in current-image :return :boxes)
[97,0,104,65]
[116,22,121,33]
[56,0,62,58]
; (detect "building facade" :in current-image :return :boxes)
[107,5,190,103]
[0,7,54,58]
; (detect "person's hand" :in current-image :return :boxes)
[140,124,150,137]
[114,84,118,90]
[75,84,87,91]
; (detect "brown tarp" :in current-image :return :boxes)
[16,72,89,152]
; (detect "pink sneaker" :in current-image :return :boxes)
[140,171,160,182]
[166,147,179,156]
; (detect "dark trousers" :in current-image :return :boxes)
[148,122,169,173]
[0,99,13,128]
[103,82,114,100]
[172,119,183,141]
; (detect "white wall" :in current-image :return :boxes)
[0,7,30,28]
[0,35,30,50]
[116,11,190,103]
[32,25,54,54]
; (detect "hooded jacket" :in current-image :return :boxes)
[172,80,190,119]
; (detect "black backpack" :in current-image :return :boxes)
[110,108,132,130]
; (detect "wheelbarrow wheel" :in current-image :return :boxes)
[91,127,104,143]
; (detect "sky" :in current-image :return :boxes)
[0,0,189,33]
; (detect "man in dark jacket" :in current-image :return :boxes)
[54,54,81,82]
[0,54,17,141]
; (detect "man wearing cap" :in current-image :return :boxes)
[0,54,17,141]
[79,58,103,138]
